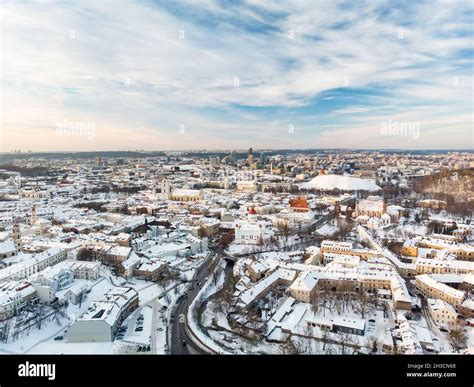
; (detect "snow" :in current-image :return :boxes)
[122,305,152,346]
[300,174,381,192]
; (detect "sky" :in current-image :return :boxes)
[0,0,473,152]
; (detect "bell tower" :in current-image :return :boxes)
[31,205,36,225]
[12,220,22,252]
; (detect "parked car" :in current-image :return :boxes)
[54,336,63,341]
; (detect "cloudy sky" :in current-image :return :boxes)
[1,0,473,151]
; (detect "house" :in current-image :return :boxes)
[64,282,89,305]
[134,259,166,281]
[289,272,319,302]
[0,281,39,321]
[427,298,458,326]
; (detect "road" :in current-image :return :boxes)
[170,251,221,354]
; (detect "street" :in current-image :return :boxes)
[170,251,221,354]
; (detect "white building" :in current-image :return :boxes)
[0,248,67,283]
[67,287,139,342]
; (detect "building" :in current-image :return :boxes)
[289,196,310,212]
[415,258,474,275]
[332,316,366,336]
[0,240,17,259]
[427,298,458,326]
[415,274,466,306]
[235,208,274,246]
[355,196,387,218]
[0,248,68,283]
[67,287,139,342]
[0,281,39,321]
[289,272,319,302]
[134,259,166,281]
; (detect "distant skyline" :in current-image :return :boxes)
[1,0,473,151]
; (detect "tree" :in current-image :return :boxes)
[277,222,291,246]
[354,291,372,319]
[36,305,47,330]
[321,328,331,351]
[77,247,94,261]
[448,322,467,353]
[218,231,234,249]
[338,331,356,355]
[257,236,265,252]
[197,226,207,239]
[371,339,378,354]
[78,291,87,308]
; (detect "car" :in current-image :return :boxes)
[182,340,186,346]
[440,327,448,333]
[368,319,375,323]
[54,336,63,341]
[157,327,164,331]
[170,318,175,323]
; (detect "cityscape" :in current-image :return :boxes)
[0,148,472,355]
[0,1,473,384]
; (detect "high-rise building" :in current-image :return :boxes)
[247,147,253,165]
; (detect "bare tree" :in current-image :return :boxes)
[371,338,378,354]
[338,331,356,355]
[321,328,330,351]
[277,222,292,247]
[448,321,468,353]
[197,226,207,239]
[354,291,372,319]
[78,291,87,308]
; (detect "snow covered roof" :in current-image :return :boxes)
[416,274,465,302]
[289,271,319,292]
[0,240,16,254]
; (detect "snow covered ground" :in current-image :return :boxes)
[122,305,152,346]
[300,174,381,192]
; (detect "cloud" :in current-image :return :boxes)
[1,0,472,151]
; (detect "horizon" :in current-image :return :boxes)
[1,147,474,156]
[1,0,473,151]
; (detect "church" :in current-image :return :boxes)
[354,196,391,228]
[159,178,203,202]
[235,207,274,245]
[353,196,402,229]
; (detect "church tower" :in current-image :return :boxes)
[248,207,257,223]
[161,178,172,200]
[31,205,36,225]
[12,220,22,252]
[152,177,158,194]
